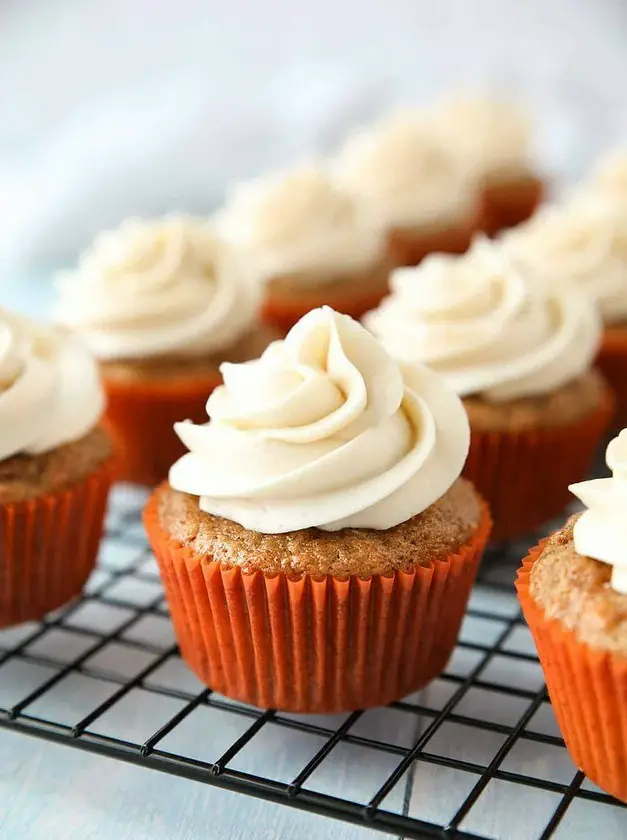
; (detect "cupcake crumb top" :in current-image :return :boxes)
[157,477,482,578]
[530,515,627,654]
[0,426,113,504]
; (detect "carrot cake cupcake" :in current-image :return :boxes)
[333,111,479,267]
[504,199,627,427]
[517,429,627,802]
[433,93,544,235]
[55,215,266,486]
[365,238,613,540]
[0,309,113,627]
[143,307,491,712]
[217,164,389,333]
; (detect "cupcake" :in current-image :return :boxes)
[56,215,267,487]
[143,307,491,712]
[365,238,613,541]
[504,200,627,427]
[333,111,479,268]
[0,309,113,627]
[433,93,544,235]
[517,429,627,802]
[217,164,390,334]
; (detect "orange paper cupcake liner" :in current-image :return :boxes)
[464,389,614,542]
[517,544,627,803]
[102,373,222,487]
[387,215,478,269]
[479,174,544,236]
[597,327,627,431]
[0,456,113,628]
[143,490,491,713]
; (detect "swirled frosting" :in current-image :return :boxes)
[432,94,533,179]
[504,201,627,324]
[0,310,104,461]
[217,165,386,280]
[169,307,470,534]
[570,429,627,594]
[56,216,259,361]
[584,149,627,205]
[364,239,601,402]
[333,111,477,228]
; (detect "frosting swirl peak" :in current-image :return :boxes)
[169,307,470,533]
[334,111,476,227]
[218,164,385,279]
[570,429,627,594]
[56,216,259,361]
[0,310,104,461]
[365,239,601,401]
[504,201,627,324]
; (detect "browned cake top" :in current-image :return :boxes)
[0,426,113,504]
[464,370,608,432]
[101,325,278,383]
[530,514,627,654]
[157,477,482,578]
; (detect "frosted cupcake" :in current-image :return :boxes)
[0,309,113,627]
[365,239,613,540]
[504,200,627,427]
[334,111,479,268]
[433,94,544,235]
[56,216,267,486]
[143,307,491,712]
[517,429,627,802]
[578,148,627,208]
[217,164,389,333]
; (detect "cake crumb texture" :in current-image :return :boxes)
[0,426,113,504]
[530,514,627,654]
[157,477,482,578]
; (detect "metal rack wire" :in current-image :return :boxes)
[0,484,625,840]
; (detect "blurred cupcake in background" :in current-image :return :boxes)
[144,306,490,712]
[517,429,627,802]
[333,111,479,268]
[365,238,613,540]
[56,215,267,487]
[504,199,627,427]
[0,309,113,627]
[217,164,389,334]
[577,148,627,208]
[433,94,544,236]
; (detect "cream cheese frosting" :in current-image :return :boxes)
[504,200,627,324]
[333,111,477,229]
[0,309,104,462]
[217,164,386,280]
[169,306,470,534]
[583,149,627,205]
[364,239,601,402]
[55,216,259,361]
[432,94,533,180]
[570,429,627,594]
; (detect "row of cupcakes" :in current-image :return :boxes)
[0,304,625,802]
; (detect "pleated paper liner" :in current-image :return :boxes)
[102,372,221,487]
[517,543,627,803]
[143,490,491,713]
[479,174,544,236]
[0,455,113,628]
[387,215,478,269]
[463,386,615,542]
[597,326,627,431]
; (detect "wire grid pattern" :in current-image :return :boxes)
[0,484,625,840]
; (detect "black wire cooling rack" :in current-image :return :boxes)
[0,484,625,840]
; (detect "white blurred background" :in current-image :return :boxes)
[2,0,627,278]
